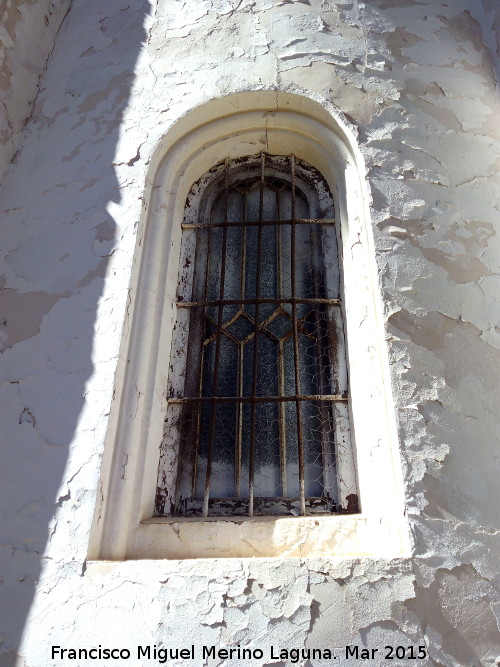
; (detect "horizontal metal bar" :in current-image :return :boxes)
[181,218,336,230]
[176,496,337,517]
[177,297,341,307]
[168,394,348,404]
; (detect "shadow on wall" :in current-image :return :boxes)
[0,1,151,663]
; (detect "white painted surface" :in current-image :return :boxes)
[0,0,499,665]
[0,0,71,182]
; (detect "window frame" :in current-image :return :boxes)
[88,91,410,560]
[156,153,357,520]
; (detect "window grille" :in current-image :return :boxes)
[156,153,352,518]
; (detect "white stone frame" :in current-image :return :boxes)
[88,91,410,559]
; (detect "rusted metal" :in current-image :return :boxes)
[276,202,287,497]
[235,208,248,498]
[190,224,213,498]
[178,496,337,517]
[236,344,243,497]
[177,297,342,307]
[248,151,266,517]
[341,493,360,514]
[200,306,318,348]
[167,394,349,404]
[165,153,356,518]
[202,157,229,517]
[181,218,336,229]
[289,154,306,516]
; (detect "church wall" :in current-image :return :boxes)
[479,0,500,72]
[0,1,498,665]
[0,0,71,182]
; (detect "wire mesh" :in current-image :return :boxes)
[163,154,349,517]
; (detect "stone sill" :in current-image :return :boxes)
[144,514,346,523]
[119,514,411,560]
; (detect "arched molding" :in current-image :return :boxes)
[89,91,410,559]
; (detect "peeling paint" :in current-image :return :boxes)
[0,0,71,182]
[0,0,499,665]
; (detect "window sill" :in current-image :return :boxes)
[88,92,411,563]
[124,514,410,559]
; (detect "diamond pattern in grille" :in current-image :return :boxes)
[204,307,317,346]
[162,154,349,519]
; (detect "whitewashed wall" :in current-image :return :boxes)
[0,0,71,182]
[0,1,498,665]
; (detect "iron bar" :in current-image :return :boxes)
[202,158,229,517]
[236,344,243,498]
[181,218,335,229]
[289,154,306,516]
[186,222,213,499]
[248,152,266,516]
[177,297,341,307]
[190,231,209,498]
[235,214,247,499]
[276,193,287,497]
[168,394,348,404]
[277,340,287,497]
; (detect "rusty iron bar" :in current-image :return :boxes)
[235,225,247,499]
[248,151,266,517]
[177,297,341,307]
[289,154,306,516]
[181,218,335,230]
[235,183,249,499]
[236,344,243,497]
[168,394,348,404]
[276,193,287,497]
[190,226,211,498]
[277,339,287,497]
[202,158,230,517]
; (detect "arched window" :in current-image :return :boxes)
[89,92,409,560]
[156,154,356,518]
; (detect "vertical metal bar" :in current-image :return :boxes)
[191,227,212,499]
[277,340,287,497]
[290,154,306,516]
[276,187,287,497]
[203,157,230,517]
[191,333,202,498]
[276,189,282,301]
[236,344,243,497]
[248,152,265,516]
[235,198,246,499]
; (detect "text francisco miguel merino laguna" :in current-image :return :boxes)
[51,644,406,662]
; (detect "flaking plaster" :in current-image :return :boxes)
[0,0,71,182]
[0,0,499,665]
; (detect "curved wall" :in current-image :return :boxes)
[0,1,498,664]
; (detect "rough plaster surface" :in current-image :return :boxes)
[0,0,499,666]
[0,0,71,183]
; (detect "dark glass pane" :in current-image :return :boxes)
[253,401,280,497]
[206,226,222,302]
[256,334,279,398]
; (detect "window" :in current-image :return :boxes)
[89,91,409,560]
[155,154,357,518]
